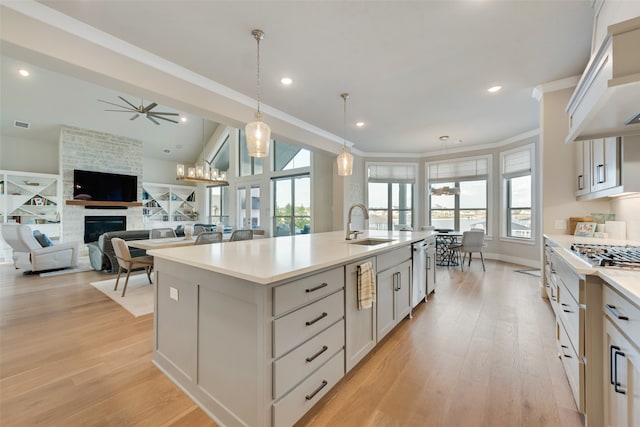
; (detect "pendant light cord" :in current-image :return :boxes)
[341,93,349,149]
[253,30,263,117]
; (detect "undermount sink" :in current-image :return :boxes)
[349,238,394,246]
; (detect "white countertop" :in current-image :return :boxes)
[545,234,640,307]
[149,230,435,285]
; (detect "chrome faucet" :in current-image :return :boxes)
[346,203,369,240]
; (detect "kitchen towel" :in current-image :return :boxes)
[357,261,376,310]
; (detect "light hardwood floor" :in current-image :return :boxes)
[0,260,582,426]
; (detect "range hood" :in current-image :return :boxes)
[565,16,640,143]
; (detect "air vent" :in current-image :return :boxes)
[163,148,172,155]
[14,120,30,129]
[625,112,640,126]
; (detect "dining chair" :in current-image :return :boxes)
[111,237,154,297]
[448,230,486,272]
[149,228,176,239]
[193,225,206,236]
[195,231,223,245]
[229,229,254,241]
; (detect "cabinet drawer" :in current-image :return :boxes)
[272,349,344,427]
[273,319,344,399]
[377,246,411,272]
[553,250,583,304]
[603,285,640,348]
[556,320,585,413]
[273,290,344,358]
[273,267,344,316]
[557,281,584,358]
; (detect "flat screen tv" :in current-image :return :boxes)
[73,169,138,202]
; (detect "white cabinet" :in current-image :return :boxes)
[574,137,640,200]
[0,170,61,237]
[603,289,640,427]
[590,137,619,193]
[376,254,412,342]
[142,182,197,228]
[575,140,590,196]
[345,257,377,372]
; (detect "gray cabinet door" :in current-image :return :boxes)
[376,267,396,342]
[345,258,376,372]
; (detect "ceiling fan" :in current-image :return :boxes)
[98,96,180,125]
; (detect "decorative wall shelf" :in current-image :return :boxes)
[66,200,143,207]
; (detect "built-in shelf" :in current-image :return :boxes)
[65,200,143,207]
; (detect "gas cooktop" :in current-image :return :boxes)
[571,243,640,270]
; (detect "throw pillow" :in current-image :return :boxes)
[33,230,54,247]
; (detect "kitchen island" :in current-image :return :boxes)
[148,230,434,427]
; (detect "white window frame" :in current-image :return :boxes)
[425,155,492,238]
[365,162,418,231]
[500,143,536,244]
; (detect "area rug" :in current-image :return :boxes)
[89,273,155,317]
[39,257,93,277]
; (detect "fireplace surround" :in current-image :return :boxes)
[84,216,126,243]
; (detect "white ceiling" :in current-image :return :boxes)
[1,0,595,162]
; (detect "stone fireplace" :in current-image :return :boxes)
[60,126,144,243]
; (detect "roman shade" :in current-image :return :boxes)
[367,163,417,183]
[502,146,533,179]
[427,156,489,182]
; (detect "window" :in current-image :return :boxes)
[501,145,534,239]
[237,184,261,229]
[367,164,416,231]
[274,141,311,170]
[273,174,311,236]
[427,156,490,232]
[239,130,264,176]
[208,185,229,225]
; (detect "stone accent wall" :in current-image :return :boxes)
[60,126,144,243]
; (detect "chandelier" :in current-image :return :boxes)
[430,185,460,196]
[176,119,228,186]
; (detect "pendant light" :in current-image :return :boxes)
[176,119,228,186]
[336,92,353,176]
[245,29,271,158]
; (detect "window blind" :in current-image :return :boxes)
[427,157,488,181]
[368,164,416,183]
[502,147,532,179]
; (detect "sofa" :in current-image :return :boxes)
[1,224,80,273]
[88,230,149,273]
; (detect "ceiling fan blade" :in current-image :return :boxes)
[98,99,135,110]
[149,111,179,116]
[119,96,139,110]
[104,109,136,113]
[146,115,160,125]
[143,102,157,113]
[130,113,140,121]
[151,114,179,124]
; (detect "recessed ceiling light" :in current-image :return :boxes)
[18,68,30,77]
[180,117,187,122]
[281,77,293,85]
[487,85,502,93]
[356,121,365,127]
[439,135,450,141]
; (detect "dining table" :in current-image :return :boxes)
[435,230,463,266]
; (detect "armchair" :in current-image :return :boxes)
[1,224,79,273]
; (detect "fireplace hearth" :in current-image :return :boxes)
[84,216,126,243]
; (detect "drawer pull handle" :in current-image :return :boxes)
[306,283,328,293]
[605,304,629,320]
[560,344,572,358]
[305,345,328,363]
[305,380,328,401]
[614,350,626,395]
[306,312,328,326]
[609,345,620,386]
